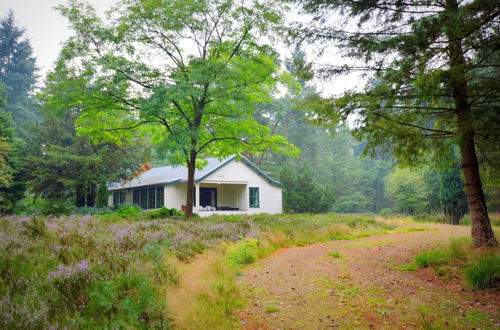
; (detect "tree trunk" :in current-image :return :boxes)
[86,183,96,207]
[446,0,497,247]
[184,150,197,218]
[456,110,497,246]
[75,185,86,207]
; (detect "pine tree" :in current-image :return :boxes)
[296,0,498,247]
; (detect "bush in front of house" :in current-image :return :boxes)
[148,207,184,219]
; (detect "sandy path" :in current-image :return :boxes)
[238,224,499,329]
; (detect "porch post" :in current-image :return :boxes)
[195,182,200,212]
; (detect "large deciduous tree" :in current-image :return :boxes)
[58,0,297,217]
[296,0,498,246]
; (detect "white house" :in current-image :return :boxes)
[108,155,282,216]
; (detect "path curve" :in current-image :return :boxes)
[238,224,499,329]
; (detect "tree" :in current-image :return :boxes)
[296,0,498,246]
[385,168,428,215]
[439,163,468,225]
[280,164,334,213]
[24,63,147,214]
[0,10,38,135]
[0,84,26,214]
[57,0,298,217]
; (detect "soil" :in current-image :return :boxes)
[238,224,499,329]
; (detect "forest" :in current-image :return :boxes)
[0,0,498,328]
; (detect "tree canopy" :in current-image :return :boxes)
[57,0,298,216]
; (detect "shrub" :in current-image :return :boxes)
[101,204,142,218]
[226,239,260,268]
[148,207,184,219]
[464,254,500,289]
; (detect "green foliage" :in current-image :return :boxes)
[415,239,467,268]
[328,251,340,258]
[25,70,147,213]
[148,207,184,219]
[385,168,428,215]
[280,164,335,213]
[102,204,142,218]
[56,0,298,217]
[0,10,39,135]
[464,254,500,289]
[226,239,260,268]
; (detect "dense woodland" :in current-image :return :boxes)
[0,0,498,246]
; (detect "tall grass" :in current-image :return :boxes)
[414,238,499,290]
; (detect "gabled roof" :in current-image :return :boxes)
[108,155,281,190]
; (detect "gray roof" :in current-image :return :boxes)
[109,156,234,190]
[109,155,282,190]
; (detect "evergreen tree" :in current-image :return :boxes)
[0,84,25,213]
[439,163,468,225]
[280,164,334,213]
[25,64,148,214]
[0,10,39,135]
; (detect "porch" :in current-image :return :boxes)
[177,182,249,214]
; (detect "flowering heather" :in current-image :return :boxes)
[47,260,91,282]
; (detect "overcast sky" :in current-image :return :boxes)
[1,0,360,96]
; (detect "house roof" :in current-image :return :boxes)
[108,155,282,190]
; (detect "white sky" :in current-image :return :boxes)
[0,0,362,96]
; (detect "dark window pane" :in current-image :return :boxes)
[133,190,140,205]
[148,187,155,209]
[140,188,148,209]
[156,187,164,208]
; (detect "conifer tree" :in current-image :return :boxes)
[295,0,498,246]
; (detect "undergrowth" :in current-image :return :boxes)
[0,213,418,328]
[413,238,499,289]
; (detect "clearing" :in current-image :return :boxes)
[239,224,499,329]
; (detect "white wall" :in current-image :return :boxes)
[202,159,282,214]
[108,159,282,214]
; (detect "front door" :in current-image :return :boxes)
[200,188,217,208]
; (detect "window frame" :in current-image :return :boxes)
[249,187,260,208]
[132,185,165,209]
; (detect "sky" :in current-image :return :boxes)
[0,0,117,80]
[0,0,362,96]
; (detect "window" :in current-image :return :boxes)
[133,186,164,209]
[156,187,164,208]
[113,191,125,206]
[249,187,259,208]
[133,190,140,205]
[140,188,148,209]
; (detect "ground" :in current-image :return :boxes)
[238,224,499,329]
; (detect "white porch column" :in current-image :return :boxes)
[195,182,200,212]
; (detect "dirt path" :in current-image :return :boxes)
[238,224,499,329]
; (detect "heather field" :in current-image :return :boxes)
[0,213,399,328]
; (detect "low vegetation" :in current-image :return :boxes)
[0,213,399,328]
[413,238,499,289]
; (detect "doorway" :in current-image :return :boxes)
[200,187,217,208]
